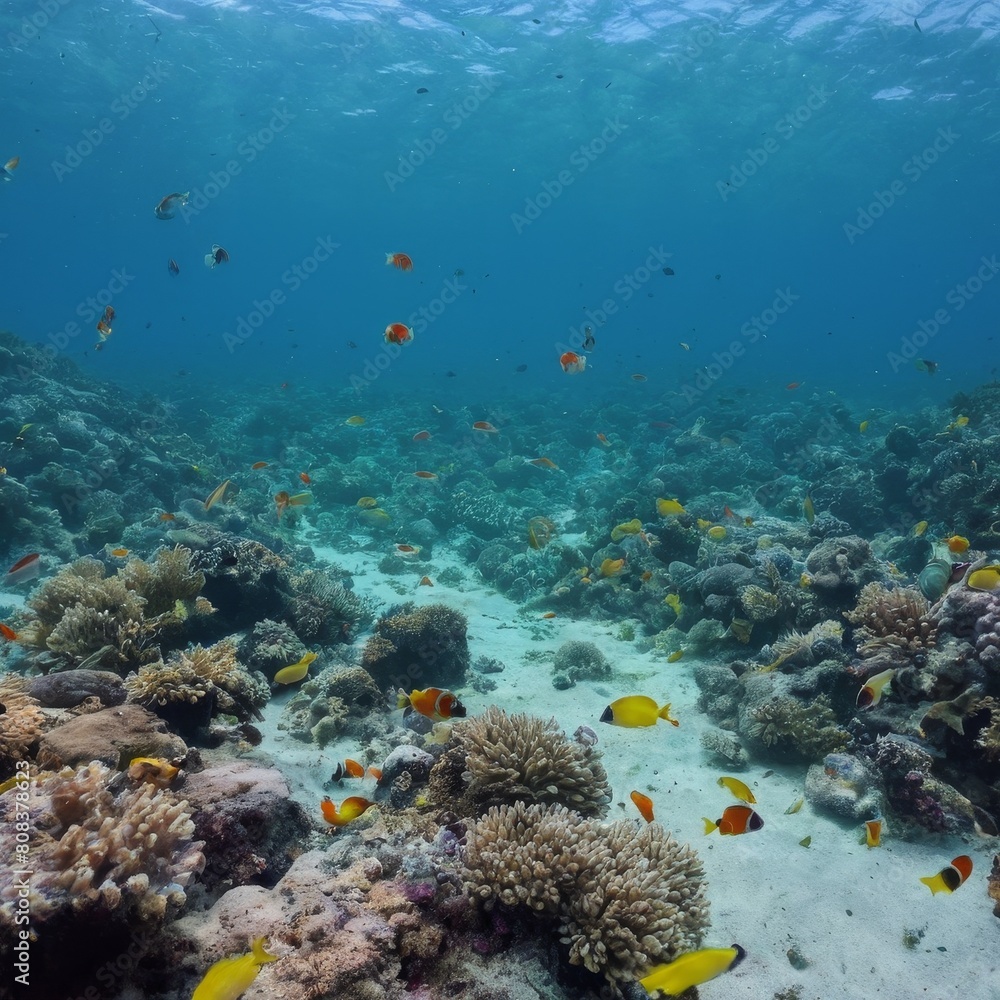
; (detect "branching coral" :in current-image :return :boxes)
[765,620,843,671]
[463,801,708,987]
[289,569,375,644]
[738,584,781,622]
[0,762,204,929]
[844,583,938,662]
[428,706,611,818]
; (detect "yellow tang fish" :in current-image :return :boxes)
[274,651,317,684]
[707,525,727,540]
[666,649,684,663]
[803,492,815,524]
[968,565,1000,591]
[192,936,278,1000]
[717,776,756,804]
[600,695,679,728]
[656,497,685,516]
[639,945,746,997]
[859,420,869,433]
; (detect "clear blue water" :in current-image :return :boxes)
[2,0,998,410]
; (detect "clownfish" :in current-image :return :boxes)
[560,351,587,374]
[600,695,678,728]
[191,936,278,1000]
[639,945,746,997]
[856,667,894,709]
[397,687,467,721]
[385,252,413,271]
[384,322,414,345]
[703,804,764,836]
[320,796,375,827]
[920,855,972,894]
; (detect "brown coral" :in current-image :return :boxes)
[747,695,849,758]
[428,706,611,819]
[844,583,938,661]
[0,676,47,778]
[0,762,204,929]
[463,801,708,986]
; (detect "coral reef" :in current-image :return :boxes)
[281,662,386,746]
[551,639,611,688]
[0,677,48,778]
[463,800,708,987]
[428,707,611,819]
[28,668,126,708]
[844,583,937,665]
[361,603,470,691]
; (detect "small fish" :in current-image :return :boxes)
[703,804,764,836]
[666,649,683,663]
[384,322,413,345]
[744,516,754,527]
[412,430,432,441]
[356,497,378,508]
[1,155,20,181]
[656,497,685,516]
[803,493,815,524]
[4,553,40,586]
[251,461,269,470]
[204,243,230,268]
[707,525,727,540]
[799,835,812,848]
[204,479,232,511]
[192,937,278,1000]
[331,758,366,781]
[299,472,311,485]
[600,695,679,728]
[397,687,467,720]
[395,543,421,557]
[799,573,812,588]
[914,17,921,30]
[864,819,882,848]
[596,433,611,447]
[413,470,439,480]
[385,251,414,271]
[944,534,969,554]
[717,776,756,804]
[631,373,647,382]
[274,651,317,684]
[127,756,180,787]
[638,945,745,997]
[785,381,802,390]
[472,420,499,433]
[723,505,736,519]
[664,593,682,615]
[913,520,928,537]
[856,667,894,708]
[728,617,753,643]
[321,796,375,827]
[167,258,180,275]
[785,797,804,815]
[515,363,528,372]
[679,341,690,350]
[696,518,712,530]
[418,576,434,586]
[109,547,129,558]
[526,457,559,470]
[599,557,626,577]
[914,358,938,375]
[920,855,973,895]
[0,624,17,641]
[560,351,587,374]
[661,266,675,276]
[630,790,655,823]
[154,191,189,220]
[859,420,869,433]
[541,611,557,619]
[968,565,1000,591]
[345,415,366,426]
[582,326,596,351]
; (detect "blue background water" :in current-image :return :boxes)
[2,0,997,413]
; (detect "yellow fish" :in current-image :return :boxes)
[664,593,682,614]
[656,497,685,516]
[799,573,813,588]
[666,649,684,663]
[204,479,232,511]
[274,651,317,684]
[192,936,278,1000]
[639,945,746,997]
[968,565,1000,591]
[717,776,756,804]
[803,493,815,524]
[784,797,804,815]
[345,415,366,426]
[600,695,679,728]
[696,517,713,530]
[127,757,180,786]
[864,818,882,848]
[913,520,928,537]
[356,497,378,508]
[859,420,869,433]
[707,525,726,540]
[599,557,626,577]
[610,518,642,542]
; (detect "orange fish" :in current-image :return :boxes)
[541,611,557,619]
[560,351,587,374]
[96,319,112,337]
[785,382,801,390]
[526,457,559,470]
[596,433,611,447]
[920,855,973,894]
[395,543,421,557]
[418,576,434,586]
[299,472,311,485]
[274,491,291,520]
[864,819,882,848]
[413,470,439,480]
[412,430,431,441]
[945,535,969,554]
[631,373,647,382]
[472,421,499,433]
[344,758,365,778]
[385,252,414,271]
[321,796,374,827]
[0,624,17,641]
[159,512,176,521]
[703,805,764,836]
[630,790,655,823]
[397,687,467,720]
[723,505,736,519]
[385,322,414,345]
[110,548,129,558]
[251,461,269,470]
[5,553,40,586]
[641,570,653,582]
